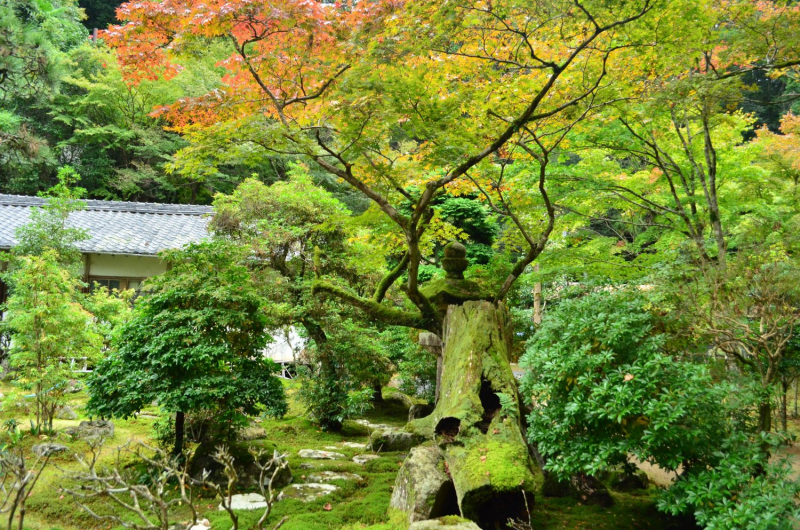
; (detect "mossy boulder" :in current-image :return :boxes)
[189,441,292,489]
[368,428,426,452]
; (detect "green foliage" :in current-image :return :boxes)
[520,288,731,478]
[80,284,133,348]
[86,241,287,449]
[11,166,88,271]
[381,326,436,402]
[212,165,391,430]
[297,369,374,431]
[659,433,800,530]
[2,251,102,432]
[0,0,87,191]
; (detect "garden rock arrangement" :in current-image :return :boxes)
[63,420,114,440]
[298,449,345,460]
[277,483,338,502]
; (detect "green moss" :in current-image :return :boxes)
[419,277,492,308]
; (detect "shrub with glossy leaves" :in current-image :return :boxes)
[659,432,800,530]
[520,287,730,479]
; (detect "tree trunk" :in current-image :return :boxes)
[405,301,535,528]
[781,380,789,432]
[533,263,542,326]
[372,382,384,403]
[758,401,771,434]
[174,411,185,456]
[794,378,798,419]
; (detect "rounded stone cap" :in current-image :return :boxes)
[443,241,467,258]
[442,242,469,279]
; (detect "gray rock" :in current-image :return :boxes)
[352,454,379,465]
[298,449,345,460]
[32,443,68,457]
[299,462,322,470]
[277,483,337,503]
[306,471,363,483]
[390,445,452,523]
[219,493,267,511]
[369,428,426,452]
[408,518,481,530]
[56,406,77,420]
[64,420,114,440]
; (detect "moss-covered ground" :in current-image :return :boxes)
[0,380,688,530]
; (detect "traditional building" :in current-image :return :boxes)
[0,194,212,297]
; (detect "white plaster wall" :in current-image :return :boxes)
[85,253,167,278]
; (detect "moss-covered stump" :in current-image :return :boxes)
[404,301,536,528]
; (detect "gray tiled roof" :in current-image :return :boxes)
[0,194,212,256]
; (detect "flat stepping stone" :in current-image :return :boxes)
[278,483,338,503]
[341,442,367,449]
[189,519,212,530]
[298,449,345,460]
[306,471,363,483]
[219,493,266,511]
[353,454,380,465]
[323,445,339,450]
[299,462,323,469]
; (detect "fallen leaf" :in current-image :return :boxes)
[323,503,333,511]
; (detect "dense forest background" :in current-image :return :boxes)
[1,0,798,207]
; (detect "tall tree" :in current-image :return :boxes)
[3,251,102,432]
[87,241,287,455]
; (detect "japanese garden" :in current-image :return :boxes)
[1,0,800,529]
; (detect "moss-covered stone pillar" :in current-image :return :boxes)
[393,243,536,528]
